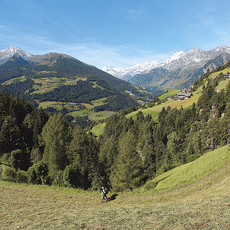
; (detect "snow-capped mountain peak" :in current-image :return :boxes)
[188,48,202,54]
[102,60,160,79]
[164,51,186,64]
[0,47,32,64]
[102,45,230,79]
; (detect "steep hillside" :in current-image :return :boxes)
[92,64,230,141]
[0,48,152,122]
[103,45,230,93]
[143,145,230,191]
[1,145,229,229]
[130,52,230,91]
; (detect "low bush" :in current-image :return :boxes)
[1,166,16,182]
[52,164,83,188]
[27,161,50,185]
[16,170,28,183]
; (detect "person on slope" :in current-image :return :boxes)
[101,186,108,203]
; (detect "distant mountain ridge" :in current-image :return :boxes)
[0,47,152,121]
[103,60,160,80]
[102,45,230,91]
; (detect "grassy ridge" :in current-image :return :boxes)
[0,146,230,229]
[195,67,230,93]
[143,145,230,191]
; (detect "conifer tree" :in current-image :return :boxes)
[165,131,180,168]
[110,131,143,191]
[0,115,24,156]
[67,126,101,189]
[99,135,118,183]
[138,119,156,179]
[41,113,70,179]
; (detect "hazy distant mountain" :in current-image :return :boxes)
[0,47,152,113]
[103,45,230,90]
[103,60,160,80]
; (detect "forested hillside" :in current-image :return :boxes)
[0,52,152,124]
[1,61,230,191]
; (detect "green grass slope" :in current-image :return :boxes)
[91,122,106,137]
[143,145,230,191]
[1,145,230,229]
[92,90,200,136]
[158,90,180,101]
[126,94,200,122]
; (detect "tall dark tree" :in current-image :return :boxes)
[110,131,143,191]
[67,126,101,189]
[42,113,71,179]
[0,115,24,157]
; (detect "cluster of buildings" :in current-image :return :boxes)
[165,87,193,102]
[223,72,230,78]
[216,71,230,79]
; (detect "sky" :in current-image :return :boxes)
[1,0,230,68]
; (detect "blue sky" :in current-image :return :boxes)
[1,0,230,68]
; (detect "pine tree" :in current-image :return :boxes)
[137,119,156,179]
[165,131,180,168]
[67,126,101,189]
[0,115,24,157]
[41,113,70,179]
[110,131,143,191]
[99,135,118,184]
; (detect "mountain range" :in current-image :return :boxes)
[103,45,230,91]
[0,47,152,122]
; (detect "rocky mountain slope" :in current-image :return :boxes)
[103,45,230,91]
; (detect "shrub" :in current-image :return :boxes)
[186,154,201,163]
[10,149,22,169]
[1,166,16,182]
[52,164,82,188]
[16,170,28,183]
[0,153,10,164]
[52,171,65,187]
[27,161,50,185]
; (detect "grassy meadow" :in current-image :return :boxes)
[126,93,199,123]
[1,146,230,229]
[158,90,180,101]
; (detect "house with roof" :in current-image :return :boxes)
[174,92,193,100]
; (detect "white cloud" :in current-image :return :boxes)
[0,26,172,68]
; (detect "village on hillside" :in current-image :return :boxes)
[165,71,230,102]
[163,87,193,102]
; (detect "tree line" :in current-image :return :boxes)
[0,76,230,191]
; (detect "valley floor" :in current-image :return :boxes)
[0,160,230,230]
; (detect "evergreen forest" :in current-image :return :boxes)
[1,65,230,191]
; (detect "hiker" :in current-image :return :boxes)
[101,186,108,203]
